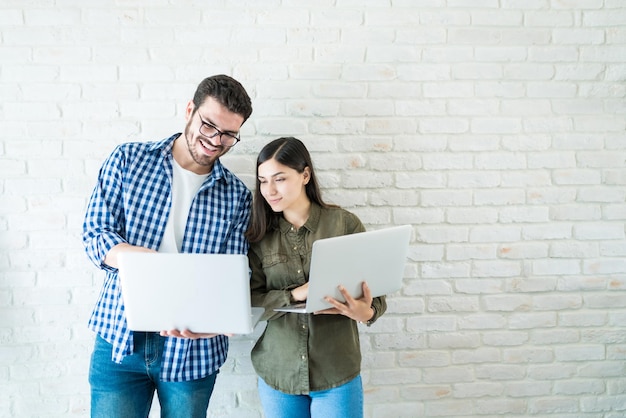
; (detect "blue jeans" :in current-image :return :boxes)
[257,375,363,418]
[89,333,217,418]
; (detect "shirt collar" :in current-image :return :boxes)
[150,133,229,184]
[278,202,322,234]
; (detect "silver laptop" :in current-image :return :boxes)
[118,253,264,334]
[275,225,412,314]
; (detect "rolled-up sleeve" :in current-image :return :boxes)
[82,147,127,271]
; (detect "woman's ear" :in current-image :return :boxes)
[303,167,311,185]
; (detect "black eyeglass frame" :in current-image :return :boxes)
[196,111,241,148]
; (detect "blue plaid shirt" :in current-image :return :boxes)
[82,134,251,382]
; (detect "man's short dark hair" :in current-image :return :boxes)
[193,74,253,123]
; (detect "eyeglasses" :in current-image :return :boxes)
[196,111,241,148]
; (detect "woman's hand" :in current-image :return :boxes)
[159,329,232,339]
[290,282,309,302]
[316,281,375,323]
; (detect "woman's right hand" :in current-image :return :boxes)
[290,282,309,302]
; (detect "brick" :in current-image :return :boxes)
[472,260,521,277]
[526,188,577,205]
[396,28,446,44]
[532,259,581,275]
[423,399,475,417]
[604,204,626,220]
[455,279,503,294]
[447,207,498,224]
[554,28,605,45]
[398,63,451,82]
[373,333,427,350]
[423,82,474,98]
[579,151,626,168]
[449,170,500,187]
[583,10,626,26]
[475,398,527,414]
[365,45,421,63]
[33,46,91,64]
[533,294,583,310]
[2,65,60,83]
[470,225,522,243]
[483,331,529,346]
[474,80,525,98]
[423,366,474,383]
[422,153,473,170]
[428,296,479,313]
[502,134,551,152]
[458,314,506,330]
[509,312,557,329]
[398,351,450,368]
[507,277,557,293]
[419,10,470,25]
[364,118,417,135]
[454,382,503,398]
[525,10,574,27]
[550,241,599,257]
[503,101,553,120]
[574,223,625,240]
[314,45,365,64]
[422,117,471,135]
[528,363,578,380]
[499,242,549,259]
[475,46,527,62]
[475,188,527,205]
[343,28,395,45]
[554,63,606,80]
[365,8,420,26]
[370,368,422,385]
[584,259,626,275]
[24,8,81,25]
[394,136,446,153]
[339,99,394,116]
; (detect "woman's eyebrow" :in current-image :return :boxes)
[258,171,286,179]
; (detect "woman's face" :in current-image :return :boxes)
[257,158,310,213]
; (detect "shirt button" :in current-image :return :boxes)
[301,355,306,360]
[302,324,306,329]
[293,246,297,250]
[297,269,301,274]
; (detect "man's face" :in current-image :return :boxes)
[179,96,244,174]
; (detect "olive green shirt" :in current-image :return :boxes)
[249,203,387,395]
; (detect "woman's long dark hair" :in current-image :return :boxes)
[246,137,336,243]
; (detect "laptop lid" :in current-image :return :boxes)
[275,224,411,314]
[118,253,263,334]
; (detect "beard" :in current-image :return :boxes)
[183,120,226,169]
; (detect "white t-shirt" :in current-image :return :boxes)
[158,158,209,253]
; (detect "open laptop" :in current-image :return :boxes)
[274,224,412,314]
[118,253,264,334]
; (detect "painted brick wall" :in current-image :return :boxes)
[1,1,625,417]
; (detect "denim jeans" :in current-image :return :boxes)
[89,333,217,418]
[257,375,363,418]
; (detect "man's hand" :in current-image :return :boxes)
[105,243,156,269]
[159,329,233,339]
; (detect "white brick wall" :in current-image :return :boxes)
[1,1,625,417]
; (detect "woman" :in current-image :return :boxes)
[246,137,387,418]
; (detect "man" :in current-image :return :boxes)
[82,75,253,417]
